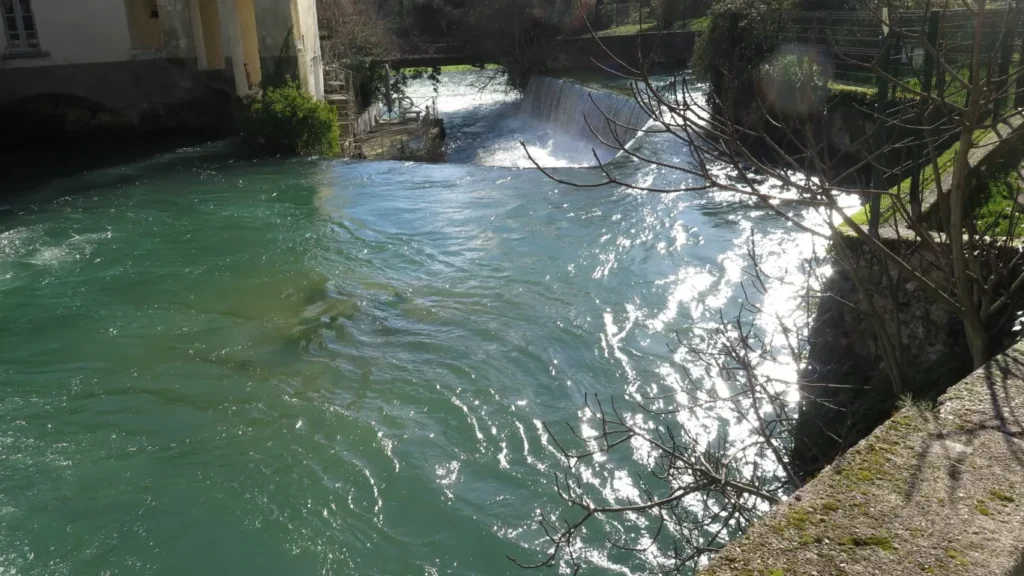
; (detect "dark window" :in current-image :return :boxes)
[2,0,39,52]
[149,0,159,19]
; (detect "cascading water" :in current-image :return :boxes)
[518,76,651,162]
[405,73,654,167]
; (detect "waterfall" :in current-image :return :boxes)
[518,76,650,161]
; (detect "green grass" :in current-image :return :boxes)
[593,16,707,37]
[946,549,970,565]
[970,134,1024,238]
[828,63,982,106]
[847,127,993,228]
[675,16,710,32]
[990,489,1016,503]
[839,534,894,552]
[439,64,501,72]
[974,169,1024,237]
[975,501,993,516]
[595,23,650,36]
[405,64,502,74]
[828,82,877,100]
[827,79,928,102]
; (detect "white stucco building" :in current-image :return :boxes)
[0,0,323,131]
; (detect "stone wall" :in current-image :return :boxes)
[792,235,1023,477]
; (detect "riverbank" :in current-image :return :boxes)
[0,71,818,575]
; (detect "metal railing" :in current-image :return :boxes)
[774,8,1016,105]
[760,8,1024,235]
[596,2,655,30]
[380,95,438,123]
[353,95,442,159]
[323,65,357,155]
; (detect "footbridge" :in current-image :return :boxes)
[388,31,695,71]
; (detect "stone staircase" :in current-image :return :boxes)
[323,67,356,156]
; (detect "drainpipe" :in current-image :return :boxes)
[384,64,393,114]
[189,0,208,69]
[218,0,249,96]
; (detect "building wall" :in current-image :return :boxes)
[0,0,231,124]
[124,0,164,50]
[155,0,196,57]
[250,0,293,87]
[246,0,321,97]
[1,0,135,67]
[0,0,320,117]
[294,0,322,99]
[251,0,291,59]
[235,0,262,88]
[198,0,224,68]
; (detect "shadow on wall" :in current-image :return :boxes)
[1012,550,1024,576]
[0,93,135,141]
[0,92,234,199]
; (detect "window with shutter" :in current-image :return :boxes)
[2,0,41,53]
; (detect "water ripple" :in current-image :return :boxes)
[0,75,817,575]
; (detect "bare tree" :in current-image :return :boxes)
[514,0,1024,571]
[509,240,837,573]
[318,0,398,62]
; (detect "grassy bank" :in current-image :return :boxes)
[592,16,708,37]
[847,126,993,228]
[968,138,1024,237]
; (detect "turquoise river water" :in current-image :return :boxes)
[0,73,817,575]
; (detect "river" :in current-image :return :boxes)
[0,71,815,575]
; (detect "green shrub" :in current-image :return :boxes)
[760,52,828,108]
[974,168,1024,237]
[692,0,855,114]
[963,136,1024,238]
[692,0,793,101]
[243,83,340,157]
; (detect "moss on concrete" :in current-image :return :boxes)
[991,490,1017,503]
[699,343,1024,576]
[839,533,894,552]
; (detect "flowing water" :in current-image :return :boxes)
[0,72,816,575]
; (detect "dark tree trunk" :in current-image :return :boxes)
[661,0,680,29]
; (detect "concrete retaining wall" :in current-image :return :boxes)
[702,341,1024,576]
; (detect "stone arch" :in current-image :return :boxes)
[0,93,132,147]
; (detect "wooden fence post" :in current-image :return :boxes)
[1015,11,1024,108]
[870,36,891,238]
[994,5,1019,120]
[910,152,922,223]
[922,10,939,98]
[936,12,947,103]
[910,10,940,223]
[890,32,901,100]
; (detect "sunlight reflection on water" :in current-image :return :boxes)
[0,72,863,576]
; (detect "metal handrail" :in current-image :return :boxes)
[322,65,358,155]
[380,95,438,123]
